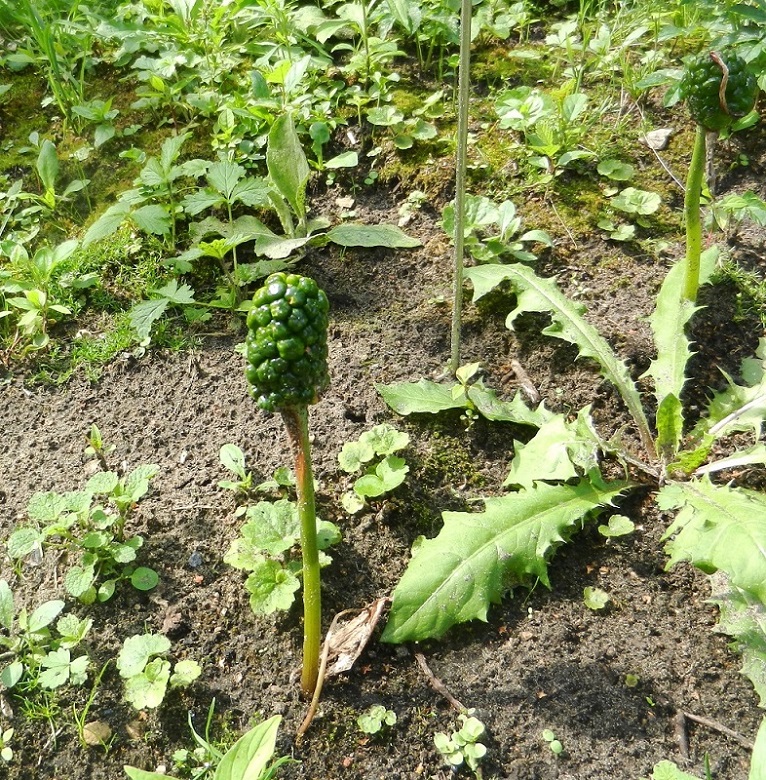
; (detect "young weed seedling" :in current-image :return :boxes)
[117,633,201,711]
[434,711,488,778]
[357,704,397,736]
[6,460,160,603]
[0,579,91,694]
[338,423,410,514]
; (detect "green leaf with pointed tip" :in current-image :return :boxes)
[660,478,766,602]
[382,481,628,642]
[327,223,420,248]
[267,114,309,222]
[213,715,282,780]
[465,263,652,453]
[751,718,766,780]
[643,248,717,456]
[377,379,468,415]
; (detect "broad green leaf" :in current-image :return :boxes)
[152,279,195,305]
[611,187,661,215]
[86,470,120,494]
[129,298,169,346]
[650,760,704,780]
[367,106,404,126]
[124,657,171,709]
[354,456,409,498]
[598,514,635,538]
[83,202,131,246]
[117,634,171,678]
[240,499,299,556]
[36,140,59,193]
[382,480,627,642]
[267,114,309,222]
[159,132,190,171]
[27,490,71,522]
[597,159,635,181]
[183,189,225,215]
[325,151,358,169]
[244,560,300,614]
[583,586,610,610]
[696,337,766,441]
[131,204,171,236]
[131,567,159,591]
[170,659,202,687]
[39,648,80,689]
[660,478,766,601]
[28,599,65,633]
[376,379,468,415]
[1,661,24,689]
[751,718,766,780]
[0,581,13,630]
[220,444,247,478]
[65,566,96,598]
[359,423,410,456]
[465,264,653,453]
[213,716,283,780]
[124,768,170,780]
[326,223,420,248]
[338,439,376,473]
[254,234,312,259]
[57,614,92,648]
[7,527,42,558]
[124,464,160,501]
[504,416,582,489]
[207,160,245,200]
[710,574,766,707]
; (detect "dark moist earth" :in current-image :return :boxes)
[2,132,766,780]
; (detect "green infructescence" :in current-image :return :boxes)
[679,51,758,303]
[245,271,330,698]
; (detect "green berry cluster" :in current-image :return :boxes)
[680,50,757,131]
[245,272,329,413]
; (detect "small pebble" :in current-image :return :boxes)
[188,551,203,568]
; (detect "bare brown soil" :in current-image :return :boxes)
[2,124,766,780]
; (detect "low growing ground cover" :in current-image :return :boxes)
[2,1,766,778]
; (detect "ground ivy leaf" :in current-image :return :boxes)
[354,456,408,498]
[598,514,635,538]
[170,659,202,688]
[377,379,468,415]
[124,658,171,709]
[240,499,299,556]
[65,566,96,599]
[338,439,375,473]
[131,567,159,591]
[583,586,610,610]
[7,527,42,559]
[118,634,171,678]
[85,471,120,494]
[382,481,628,642]
[360,423,409,456]
[244,560,300,615]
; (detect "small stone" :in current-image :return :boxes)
[188,551,203,568]
[83,720,112,746]
[641,128,674,150]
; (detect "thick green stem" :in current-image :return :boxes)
[449,0,472,374]
[281,405,321,697]
[683,125,707,303]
